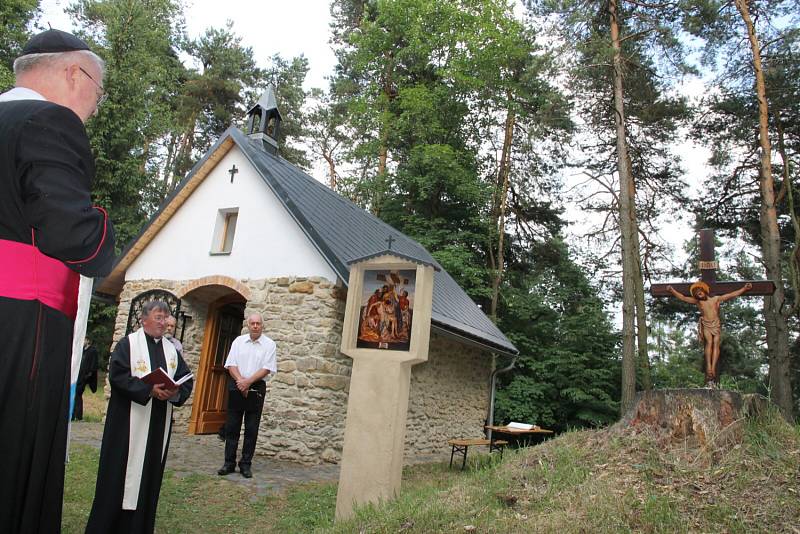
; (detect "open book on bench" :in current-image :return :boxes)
[141,367,193,388]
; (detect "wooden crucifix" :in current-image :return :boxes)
[228,164,238,183]
[651,229,776,385]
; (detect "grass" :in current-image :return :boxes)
[77,372,107,423]
[62,447,447,533]
[62,406,800,533]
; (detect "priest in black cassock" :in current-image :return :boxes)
[0,29,115,533]
[72,337,99,420]
[85,301,193,534]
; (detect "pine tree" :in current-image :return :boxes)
[0,0,39,91]
[527,0,692,412]
[684,0,799,418]
[495,240,620,430]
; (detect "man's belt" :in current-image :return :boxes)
[0,238,79,319]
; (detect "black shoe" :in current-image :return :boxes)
[240,466,252,478]
[217,465,235,476]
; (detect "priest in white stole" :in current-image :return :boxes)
[85,301,193,534]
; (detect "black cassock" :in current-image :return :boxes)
[0,98,115,533]
[73,344,99,420]
[85,334,192,534]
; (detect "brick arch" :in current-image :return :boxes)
[176,275,251,300]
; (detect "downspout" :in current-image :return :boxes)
[485,353,517,441]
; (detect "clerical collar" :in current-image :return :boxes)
[0,87,47,103]
[144,332,162,344]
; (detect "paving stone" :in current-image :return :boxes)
[69,421,340,496]
[69,422,450,499]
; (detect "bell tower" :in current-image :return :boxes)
[246,85,282,155]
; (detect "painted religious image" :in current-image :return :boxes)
[356,269,415,351]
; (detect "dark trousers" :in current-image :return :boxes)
[223,381,265,468]
[72,384,86,420]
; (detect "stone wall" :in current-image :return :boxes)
[111,277,494,465]
[249,276,350,465]
[405,334,493,458]
[110,279,210,427]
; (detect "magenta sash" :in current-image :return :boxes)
[0,239,79,319]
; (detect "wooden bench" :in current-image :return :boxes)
[447,438,508,470]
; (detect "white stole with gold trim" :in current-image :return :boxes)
[123,328,178,510]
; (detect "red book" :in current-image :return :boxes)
[140,367,192,388]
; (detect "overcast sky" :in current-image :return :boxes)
[39,0,337,90]
[38,0,705,276]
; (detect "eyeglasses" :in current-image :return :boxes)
[78,66,107,107]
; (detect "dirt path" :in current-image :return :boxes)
[69,421,341,497]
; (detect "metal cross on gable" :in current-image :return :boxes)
[385,234,396,250]
[228,164,239,183]
[650,228,776,298]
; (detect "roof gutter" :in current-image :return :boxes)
[429,323,517,357]
[485,352,517,441]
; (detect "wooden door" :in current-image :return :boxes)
[189,300,244,434]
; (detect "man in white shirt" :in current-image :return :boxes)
[218,313,277,478]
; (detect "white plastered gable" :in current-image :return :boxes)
[125,147,338,283]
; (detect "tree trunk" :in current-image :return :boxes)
[171,110,198,189]
[628,153,651,390]
[735,0,793,420]
[617,389,770,461]
[774,117,800,316]
[140,137,149,176]
[374,52,396,215]
[490,103,516,323]
[162,131,178,194]
[632,228,652,390]
[610,0,638,414]
[324,151,338,190]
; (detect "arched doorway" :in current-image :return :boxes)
[188,294,245,434]
[125,289,182,336]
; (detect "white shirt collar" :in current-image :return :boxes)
[245,335,263,344]
[0,87,47,103]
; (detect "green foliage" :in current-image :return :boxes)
[264,53,311,169]
[164,24,310,189]
[649,328,706,389]
[530,0,692,264]
[681,0,800,418]
[68,3,311,238]
[0,64,14,93]
[495,240,620,430]
[86,301,117,370]
[329,0,614,431]
[0,0,39,92]
[70,0,187,245]
[170,21,264,180]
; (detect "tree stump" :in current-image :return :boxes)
[615,389,768,457]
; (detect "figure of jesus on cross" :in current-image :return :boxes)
[665,281,752,384]
[651,229,775,386]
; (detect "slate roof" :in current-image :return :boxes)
[98,125,517,356]
[230,128,517,356]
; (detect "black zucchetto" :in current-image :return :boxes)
[21,29,91,56]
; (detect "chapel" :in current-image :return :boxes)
[96,88,518,464]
